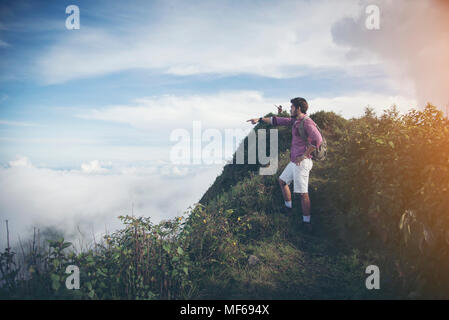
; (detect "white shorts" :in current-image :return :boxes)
[279,159,313,194]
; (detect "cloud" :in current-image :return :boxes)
[77,90,279,131]
[8,155,32,168]
[331,0,449,110]
[0,119,43,127]
[0,156,223,248]
[35,0,365,84]
[81,160,108,174]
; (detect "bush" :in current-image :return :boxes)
[326,104,449,298]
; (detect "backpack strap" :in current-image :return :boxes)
[297,115,327,161]
[298,115,324,146]
[297,115,309,143]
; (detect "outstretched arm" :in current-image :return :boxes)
[247,105,292,125]
[271,116,294,126]
[247,116,293,126]
[247,117,272,125]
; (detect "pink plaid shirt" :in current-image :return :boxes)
[271,114,323,162]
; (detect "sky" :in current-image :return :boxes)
[0,0,448,246]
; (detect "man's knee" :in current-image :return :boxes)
[298,192,309,198]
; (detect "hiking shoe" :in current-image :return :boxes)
[280,206,292,215]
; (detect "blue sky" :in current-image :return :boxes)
[4,0,445,243]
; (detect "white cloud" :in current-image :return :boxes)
[8,156,32,168]
[171,166,189,177]
[0,119,44,127]
[81,160,108,174]
[35,0,365,84]
[77,90,279,131]
[0,156,223,248]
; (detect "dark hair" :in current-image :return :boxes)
[290,97,308,114]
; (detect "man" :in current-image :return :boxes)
[247,97,323,230]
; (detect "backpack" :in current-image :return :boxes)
[297,116,327,161]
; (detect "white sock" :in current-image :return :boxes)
[303,215,311,223]
[284,201,292,208]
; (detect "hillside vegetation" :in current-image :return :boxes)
[1,104,449,299]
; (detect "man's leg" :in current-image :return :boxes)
[299,193,311,223]
[279,178,291,203]
[278,163,294,209]
[294,159,313,224]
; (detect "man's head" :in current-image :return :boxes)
[290,97,308,118]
